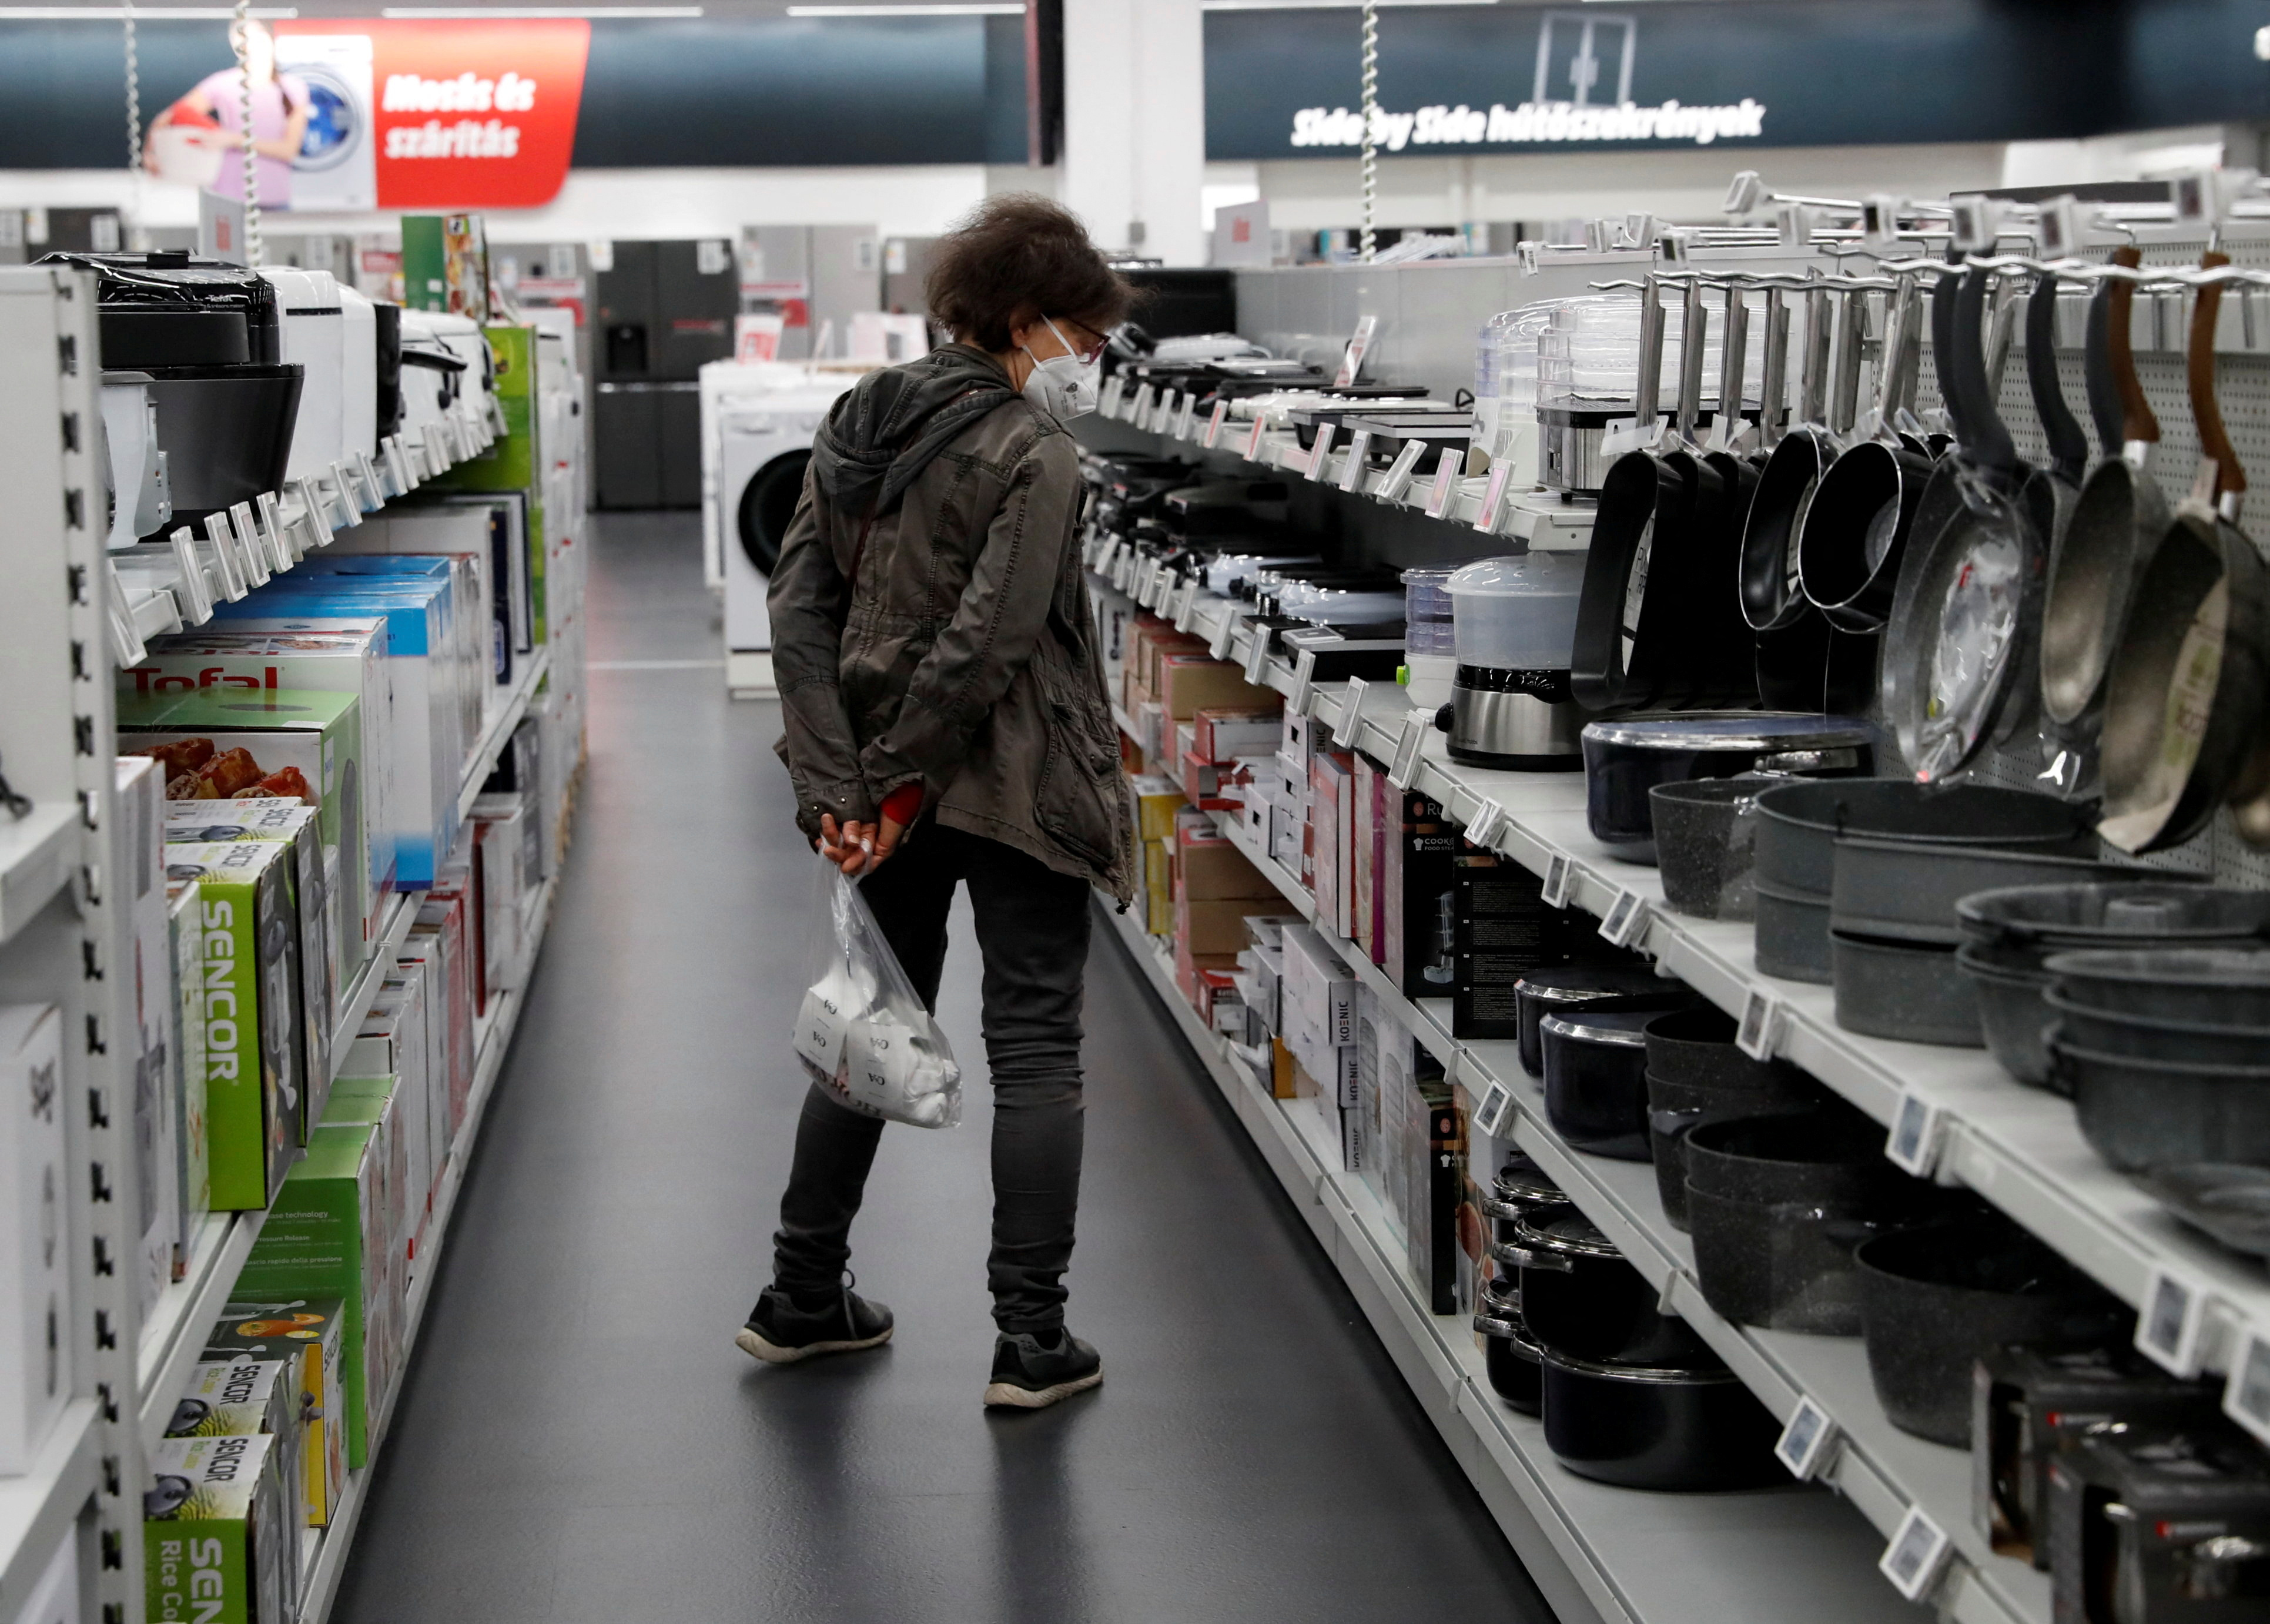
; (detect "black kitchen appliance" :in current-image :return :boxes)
[594,238,740,508]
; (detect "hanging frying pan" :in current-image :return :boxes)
[1880,260,2043,783]
[1654,277,1748,708]
[1797,271,1932,632]
[2099,253,2270,853]
[1572,278,1709,714]
[2040,246,2172,775]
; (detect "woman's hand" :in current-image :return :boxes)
[817,811,907,877]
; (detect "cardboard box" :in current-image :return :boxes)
[1158,654,1275,721]
[1130,774,1185,844]
[1175,895,1280,958]
[144,1433,295,1624]
[1352,754,1387,966]
[164,1356,304,1572]
[167,883,210,1263]
[166,804,338,1089]
[0,1008,69,1474]
[1384,790,1458,995]
[355,971,434,1257]
[1453,844,1572,1040]
[120,687,369,965]
[234,1123,396,1468]
[118,756,179,1318]
[1411,1083,1465,1315]
[1193,706,1283,764]
[161,843,304,1208]
[1269,1036,1295,1099]
[1174,829,1276,902]
[1310,750,1355,939]
[206,1298,348,1529]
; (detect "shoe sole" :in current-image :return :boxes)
[735,1325,893,1365]
[982,1366,1104,1409]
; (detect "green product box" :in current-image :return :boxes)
[234,1127,394,1469]
[145,1432,294,1624]
[161,842,302,1210]
[206,1300,346,1529]
[434,325,547,637]
[166,880,210,1260]
[165,1357,303,1560]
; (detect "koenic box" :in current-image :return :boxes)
[144,1433,295,1624]
[0,1007,69,1474]
[206,1299,349,1528]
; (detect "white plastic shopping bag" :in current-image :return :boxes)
[794,855,963,1128]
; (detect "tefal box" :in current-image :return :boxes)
[206,1298,349,1528]
[0,1007,69,1475]
[143,1432,296,1624]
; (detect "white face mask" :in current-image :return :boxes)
[1020,316,1099,421]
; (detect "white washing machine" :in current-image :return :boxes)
[700,359,855,696]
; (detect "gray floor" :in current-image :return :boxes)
[330,511,1551,1623]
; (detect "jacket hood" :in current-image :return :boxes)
[809,342,1019,518]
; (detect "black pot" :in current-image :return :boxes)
[1856,1216,2132,1448]
[1474,1287,1545,1415]
[1650,777,1766,922]
[1515,965,1689,1078]
[1685,1111,1940,1335]
[140,363,305,533]
[1541,1009,1655,1161]
[1494,1211,1715,1367]
[1643,1007,1826,1231]
[1579,712,1873,863]
[1539,1348,1784,1491]
[1479,1151,1573,1245]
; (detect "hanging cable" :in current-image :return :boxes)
[122,0,142,194]
[233,0,262,266]
[1359,1,1377,263]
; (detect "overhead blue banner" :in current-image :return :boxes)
[1206,1,2270,160]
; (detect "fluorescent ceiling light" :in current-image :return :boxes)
[380,4,701,12]
[0,5,295,15]
[786,4,1023,15]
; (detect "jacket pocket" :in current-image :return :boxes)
[1034,698,1126,872]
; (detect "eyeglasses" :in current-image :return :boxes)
[1044,319,1109,366]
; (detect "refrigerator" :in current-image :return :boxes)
[740,225,881,362]
[594,237,739,508]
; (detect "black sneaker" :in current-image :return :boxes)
[735,1280,894,1365]
[983,1328,1103,1409]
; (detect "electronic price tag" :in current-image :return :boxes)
[1208,616,1237,662]
[1288,648,1317,714]
[1599,888,1650,950]
[1111,548,1133,594]
[1464,798,1507,851]
[1131,382,1156,430]
[232,500,280,572]
[1735,989,1781,1060]
[1101,374,1125,418]
[1243,629,1273,687]
[1469,1077,1514,1138]
[1306,423,1338,483]
[2135,1266,2213,1377]
[1173,581,1200,633]
[1877,1507,1951,1602]
[1178,393,1199,441]
[1334,314,1378,388]
[1332,676,1368,748]
[292,477,330,543]
[1156,388,1180,433]
[1386,708,1431,791]
[1473,461,1514,533]
[192,517,242,600]
[1205,400,1230,448]
[1884,1093,1944,1178]
[256,491,293,562]
[1244,413,1268,461]
[1424,447,1462,518]
[2223,1328,2270,1448]
[165,529,213,621]
[1338,428,1373,493]
[384,436,416,495]
[1377,440,1428,503]
[1539,853,1572,909]
[1774,1398,1838,1481]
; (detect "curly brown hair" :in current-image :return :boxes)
[924,193,1136,353]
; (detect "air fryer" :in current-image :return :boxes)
[738,449,811,577]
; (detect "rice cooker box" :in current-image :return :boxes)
[165,1356,304,1556]
[143,1432,294,1624]
[0,1007,70,1475]
[158,842,303,1209]
[206,1298,347,1528]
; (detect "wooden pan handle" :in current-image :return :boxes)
[2106,245,2158,447]
[2189,249,2244,498]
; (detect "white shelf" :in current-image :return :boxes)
[0,1400,99,1615]
[136,1210,268,1449]
[0,802,75,948]
[1100,900,1920,1624]
[1147,575,2270,1384]
[457,649,551,824]
[294,874,558,1624]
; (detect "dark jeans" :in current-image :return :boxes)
[771,821,1092,1331]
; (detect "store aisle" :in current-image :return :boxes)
[330,513,1550,1624]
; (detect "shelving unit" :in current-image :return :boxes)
[0,805,76,948]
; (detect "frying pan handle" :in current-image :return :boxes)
[1829,286,1867,436]
[1758,287,1790,447]
[2027,269,2090,483]
[2105,245,2158,454]
[1715,283,1749,449]
[1930,253,1966,447]
[1676,277,1709,443]
[1953,261,2020,480]
[2082,271,2124,456]
[1632,277,1668,430]
[2189,250,2245,506]
[1799,283,1832,427]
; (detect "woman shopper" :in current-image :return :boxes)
[743,195,1138,1410]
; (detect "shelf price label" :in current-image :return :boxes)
[1469,1077,1515,1138]
[1465,797,1508,851]
[1599,888,1650,950]
[1387,708,1432,791]
[1178,394,1199,441]
[1100,374,1125,418]
[1173,581,1201,633]
[1473,461,1514,533]
[1377,439,1428,503]
[1424,447,1463,518]
[1877,1507,1953,1602]
[1205,400,1230,449]
[1244,413,1269,462]
[1332,676,1369,748]
[1131,382,1156,430]
[1884,1093,1945,1178]
[1540,853,1573,909]
[1243,629,1274,687]
[2136,1265,2214,1377]
[1307,422,1338,483]
[1288,649,1318,715]
[1735,989,1782,1061]
[1208,616,1238,662]
[1774,1397,1839,1481]
[2224,1328,2270,1448]
[1338,428,1373,493]
[1334,313,1378,387]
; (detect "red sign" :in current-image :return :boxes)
[277,18,590,209]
